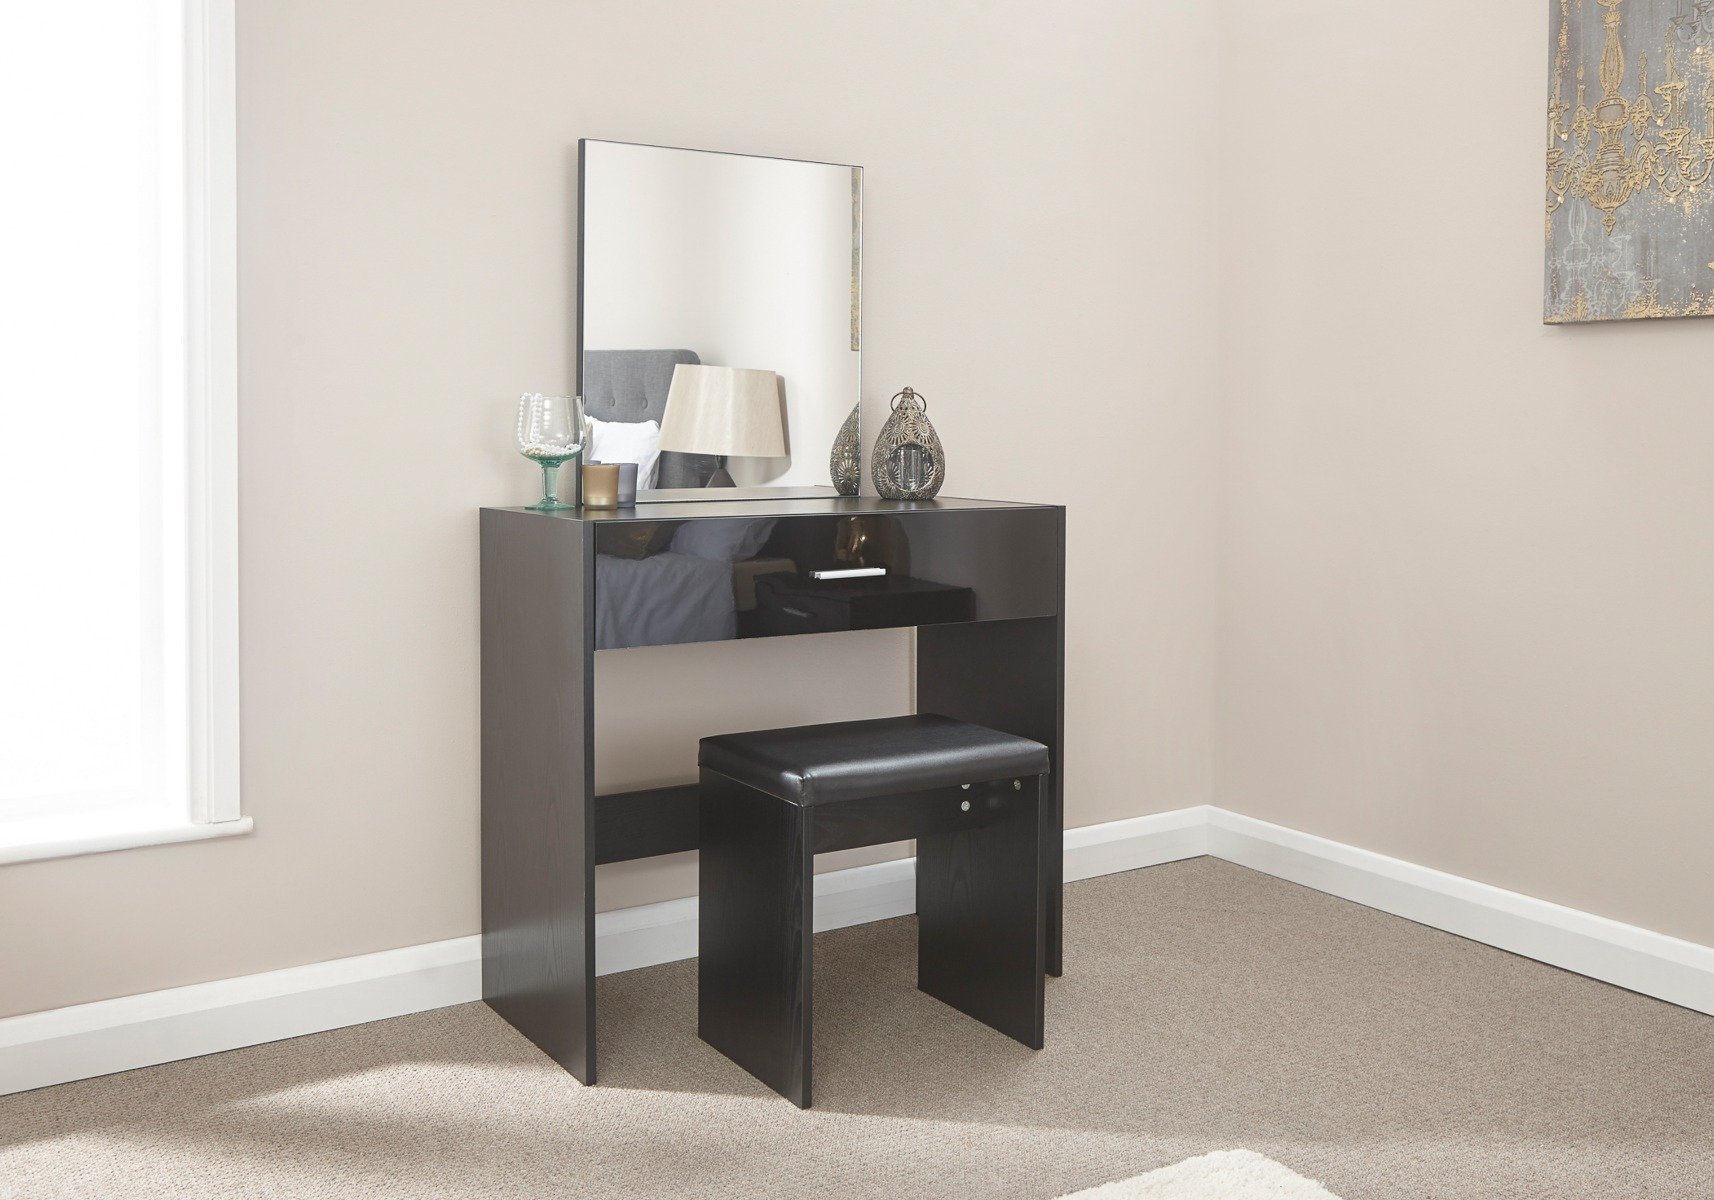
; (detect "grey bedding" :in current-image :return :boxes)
[595,551,735,649]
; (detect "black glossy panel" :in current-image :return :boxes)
[593,784,699,865]
[919,612,1064,977]
[592,505,1060,650]
[811,783,1019,854]
[479,509,596,1083]
[698,768,814,1108]
[752,573,971,637]
[917,775,1046,1049]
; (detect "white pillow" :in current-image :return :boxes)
[586,416,662,487]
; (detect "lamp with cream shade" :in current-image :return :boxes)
[658,365,787,486]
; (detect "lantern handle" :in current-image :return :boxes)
[889,387,927,413]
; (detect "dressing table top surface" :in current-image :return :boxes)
[486,495,1058,524]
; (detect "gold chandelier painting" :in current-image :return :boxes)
[1545,0,1714,322]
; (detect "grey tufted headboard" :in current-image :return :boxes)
[583,348,724,490]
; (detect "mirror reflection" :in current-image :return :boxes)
[593,515,984,651]
[578,140,861,499]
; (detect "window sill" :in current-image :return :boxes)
[0,813,254,867]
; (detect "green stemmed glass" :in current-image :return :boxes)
[516,393,586,510]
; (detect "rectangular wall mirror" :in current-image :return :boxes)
[578,139,862,502]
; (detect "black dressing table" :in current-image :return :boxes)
[479,495,1065,1084]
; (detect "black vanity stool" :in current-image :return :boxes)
[696,714,1051,1108]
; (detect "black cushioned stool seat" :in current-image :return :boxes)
[700,713,1050,806]
[696,714,1050,1108]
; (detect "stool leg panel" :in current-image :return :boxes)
[697,770,814,1108]
[916,777,1047,1049]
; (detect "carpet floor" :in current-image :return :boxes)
[2,858,1711,1199]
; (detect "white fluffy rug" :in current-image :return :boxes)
[1058,1150,1340,1199]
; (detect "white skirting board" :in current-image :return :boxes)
[3,805,1710,1096]
[1204,808,1714,1019]
[0,937,483,1098]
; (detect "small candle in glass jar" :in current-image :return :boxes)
[611,462,639,506]
[582,462,620,509]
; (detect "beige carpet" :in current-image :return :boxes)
[2,859,1712,1199]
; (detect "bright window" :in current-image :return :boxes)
[0,0,238,849]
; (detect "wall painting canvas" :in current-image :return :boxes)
[1546,0,1714,322]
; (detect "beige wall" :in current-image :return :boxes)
[1216,1,1714,945]
[0,1,1221,1018]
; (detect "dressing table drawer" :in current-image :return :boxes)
[591,501,1061,650]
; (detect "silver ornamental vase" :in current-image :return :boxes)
[871,387,944,499]
[829,403,861,496]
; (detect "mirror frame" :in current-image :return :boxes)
[577,139,863,503]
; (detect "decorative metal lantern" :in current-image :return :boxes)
[829,403,861,496]
[871,387,944,500]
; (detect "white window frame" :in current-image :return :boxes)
[184,0,240,828]
[0,0,246,865]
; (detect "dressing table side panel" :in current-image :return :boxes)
[480,510,598,1083]
[915,506,1065,976]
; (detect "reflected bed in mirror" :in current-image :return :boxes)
[578,140,861,502]
[590,511,1010,651]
